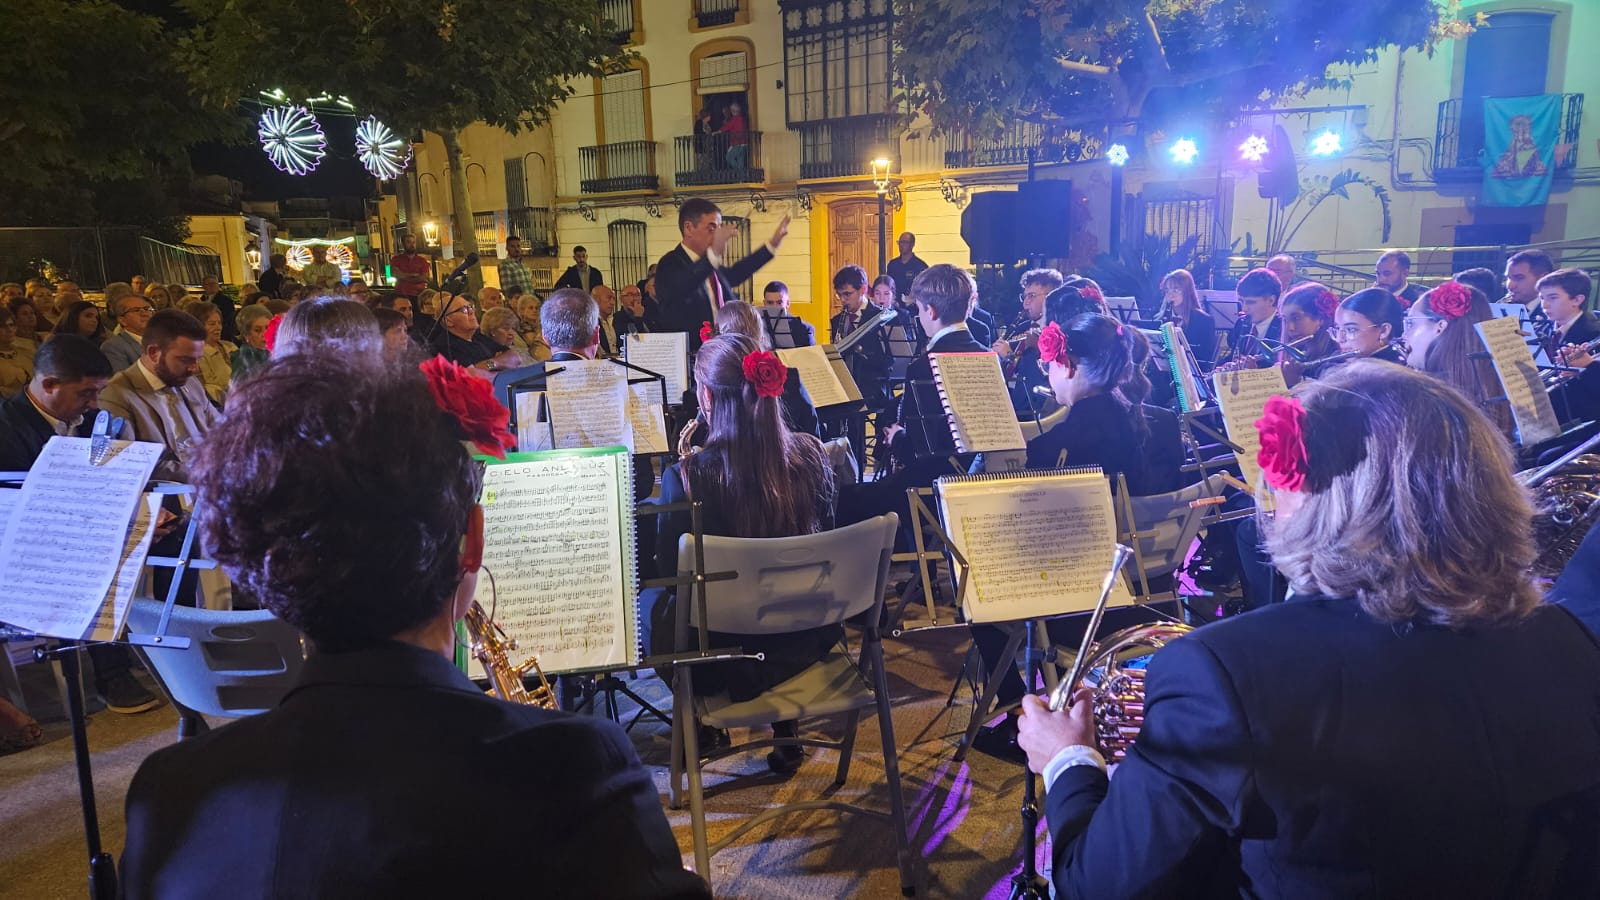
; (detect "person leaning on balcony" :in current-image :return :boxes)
[721,101,749,170]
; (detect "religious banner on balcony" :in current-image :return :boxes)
[1482,94,1562,208]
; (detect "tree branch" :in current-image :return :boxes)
[1055,57,1115,79]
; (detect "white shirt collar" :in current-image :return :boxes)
[930,322,970,344]
[25,388,75,435]
[681,242,703,264]
[135,358,169,392]
[1253,314,1276,338]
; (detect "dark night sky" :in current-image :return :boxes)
[190,109,377,203]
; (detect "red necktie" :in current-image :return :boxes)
[708,272,724,310]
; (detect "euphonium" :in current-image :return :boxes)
[463,601,557,709]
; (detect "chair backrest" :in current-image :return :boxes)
[126,599,306,718]
[1117,474,1224,580]
[677,513,898,636]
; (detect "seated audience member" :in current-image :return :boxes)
[477,285,505,311]
[1334,288,1406,363]
[1018,361,1600,899]
[650,335,837,774]
[182,300,236,406]
[97,309,219,482]
[372,308,412,360]
[592,284,621,357]
[103,289,156,372]
[9,297,47,345]
[27,285,57,331]
[263,298,290,316]
[480,307,531,360]
[0,307,35,397]
[1158,268,1217,363]
[50,300,108,346]
[1453,267,1502,304]
[540,288,603,363]
[515,295,552,362]
[143,284,174,313]
[759,280,815,348]
[120,354,709,900]
[1221,267,1282,367]
[1403,282,1514,440]
[230,304,273,382]
[1274,282,1342,385]
[615,283,651,335]
[274,296,383,360]
[431,292,521,371]
[1265,254,1297,290]
[710,300,819,437]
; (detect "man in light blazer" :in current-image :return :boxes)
[102,290,156,372]
[98,309,221,483]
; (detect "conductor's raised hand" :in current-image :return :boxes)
[1017,691,1096,775]
[711,222,741,257]
[768,214,791,250]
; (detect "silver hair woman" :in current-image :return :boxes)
[274,296,383,359]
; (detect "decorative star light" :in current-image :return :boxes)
[1106,143,1130,167]
[1170,138,1199,166]
[355,116,412,180]
[1311,130,1343,157]
[258,105,327,176]
[286,242,355,273]
[1239,135,1270,163]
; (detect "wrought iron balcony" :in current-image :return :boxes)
[599,0,636,43]
[794,115,897,180]
[472,211,499,258]
[944,122,1047,169]
[1434,92,1583,179]
[507,207,556,256]
[578,141,660,194]
[675,131,765,186]
[694,0,741,28]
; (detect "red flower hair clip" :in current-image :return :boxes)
[1427,281,1472,320]
[419,355,517,459]
[741,350,788,399]
[1314,288,1340,321]
[1078,284,1104,307]
[699,321,714,342]
[1036,321,1068,365]
[1255,395,1309,492]
[262,314,283,354]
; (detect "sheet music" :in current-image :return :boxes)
[1489,302,1550,365]
[88,492,161,642]
[1213,366,1290,509]
[930,353,1026,452]
[0,437,162,639]
[514,391,552,451]
[624,332,689,404]
[545,359,630,451]
[1476,315,1561,446]
[476,450,637,675]
[777,344,849,408]
[936,470,1133,624]
[627,383,670,454]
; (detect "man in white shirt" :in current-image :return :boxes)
[653,197,788,341]
[300,246,343,289]
[98,309,220,482]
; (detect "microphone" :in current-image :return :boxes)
[442,252,480,286]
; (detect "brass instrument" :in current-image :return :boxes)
[463,601,557,708]
[1521,445,1600,579]
[1049,544,1195,761]
[998,315,1042,378]
[676,418,702,459]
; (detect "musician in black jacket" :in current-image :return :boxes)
[1019,361,1600,899]
[653,197,787,341]
[1220,267,1283,367]
[121,355,709,900]
[829,265,894,411]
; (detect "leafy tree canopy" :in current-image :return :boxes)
[895,0,1460,135]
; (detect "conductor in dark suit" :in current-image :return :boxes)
[653,197,788,341]
[552,245,603,292]
[1018,362,1600,900]
[121,354,709,900]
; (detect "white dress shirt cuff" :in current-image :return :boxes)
[763,240,778,256]
[1042,744,1108,793]
[706,247,723,268]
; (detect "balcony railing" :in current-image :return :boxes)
[1434,92,1584,178]
[675,131,765,186]
[472,211,499,258]
[579,141,660,194]
[944,122,1047,169]
[694,0,741,27]
[795,115,896,180]
[507,206,556,256]
[599,0,635,42]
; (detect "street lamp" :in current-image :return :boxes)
[422,220,441,247]
[870,157,892,279]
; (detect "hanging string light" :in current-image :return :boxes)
[355,116,412,180]
[258,105,327,176]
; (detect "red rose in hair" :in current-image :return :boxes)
[1078,284,1104,308]
[419,355,517,458]
[1255,395,1309,492]
[699,321,714,342]
[1428,281,1472,321]
[741,350,788,399]
[262,314,283,354]
[1036,321,1067,365]
[1315,288,1339,321]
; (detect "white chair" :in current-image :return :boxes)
[1018,403,1068,442]
[667,513,914,895]
[1114,473,1226,601]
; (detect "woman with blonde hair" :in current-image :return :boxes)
[183,300,237,406]
[1159,268,1217,362]
[1019,361,1600,898]
[144,284,174,312]
[514,295,551,361]
[710,300,818,436]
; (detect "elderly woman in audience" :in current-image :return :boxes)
[50,301,108,346]
[480,307,532,360]
[273,296,382,359]
[8,298,46,346]
[144,284,175,312]
[710,300,819,437]
[372,308,413,360]
[0,307,36,397]
[515,295,551,361]
[183,300,236,406]
[231,303,273,382]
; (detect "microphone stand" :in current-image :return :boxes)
[1008,615,1050,900]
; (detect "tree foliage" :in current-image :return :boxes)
[895,0,1452,134]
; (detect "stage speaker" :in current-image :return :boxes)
[1014,180,1074,258]
[961,192,1019,265]
[1258,124,1300,202]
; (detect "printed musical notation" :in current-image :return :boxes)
[936,469,1130,624]
[624,332,689,404]
[777,344,849,408]
[627,383,670,455]
[545,359,630,451]
[1476,315,1561,446]
[0,437,162,640]
[929,353,1026,453]
[1213,365,1289,509]
[475,450,638,675]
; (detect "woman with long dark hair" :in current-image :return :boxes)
[1334,287,1406,363]
[652,334,837,773]
[1404,281,1514,440]
[49,300,108,345]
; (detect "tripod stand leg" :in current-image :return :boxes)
[57,644,118,900]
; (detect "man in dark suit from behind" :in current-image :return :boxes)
[552,245,603,293]
[120,355,709,900]
[653,197,788,341]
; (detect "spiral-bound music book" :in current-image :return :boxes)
[935,467,1133,624]
[474,447,640,675]
[1163,322,1207,413]
[1212,365,1289,509]
[927,352,1027,453]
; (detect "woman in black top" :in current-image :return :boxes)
[1025,312,1152,492]
[1334,287,1406,364]
[1159,268,1218,363]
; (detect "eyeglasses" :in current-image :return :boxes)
[1402,315,1441,330]
[1328,323,1377,339]
[444,304,474,319]
[121,305,154,316]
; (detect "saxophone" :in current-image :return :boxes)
[463,601,557,708]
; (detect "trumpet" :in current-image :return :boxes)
[463,601,557,709]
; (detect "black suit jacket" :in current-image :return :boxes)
[0,389,113,471]
[966,305,995,348]
[1554,310,1600,349]
[1045,595,1600,899]
[553,264,603,292]
[1224,314,1283,367]
[653,243,775,338]
[121,641,709,900]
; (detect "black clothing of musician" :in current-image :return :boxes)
[1174,306,1218,364]
[1024,393,1147,491]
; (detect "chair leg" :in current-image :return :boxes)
[676,672,712,883]
[668,670,686,811]
[834,709,861,786]
[869,638,916,896]
[955,627,1024,763]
